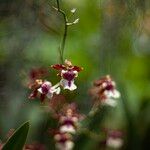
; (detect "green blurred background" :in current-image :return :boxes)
[0,0,150,149]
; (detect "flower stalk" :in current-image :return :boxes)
[56,0,68,64]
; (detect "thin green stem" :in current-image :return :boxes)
[56,0,60,10]
[56,0,68,64]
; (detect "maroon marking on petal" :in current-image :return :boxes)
[41,86,49,94]
[51,64,66,70]
[105,82,114,91]
[61,118,75,127]
[68,81,71,87]
[41,82,51,94]
[62,71,76,81]
[59,137,68,144]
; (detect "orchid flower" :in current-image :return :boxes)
[90,75,120,107]
[51,59,83,91]
[38,81,60,102]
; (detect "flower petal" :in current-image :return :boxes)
[59,125,76,134]
[60,79,77,91]
[102,98,117,107]
[51,64,66,70]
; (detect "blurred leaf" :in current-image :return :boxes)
[2,121,30,150]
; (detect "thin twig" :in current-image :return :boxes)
[56,0,60,10]
[56,0,68,64]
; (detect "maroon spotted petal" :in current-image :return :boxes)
[51,64,66,70]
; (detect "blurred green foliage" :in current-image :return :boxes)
[2,122,29,150]
[0,0,150,149]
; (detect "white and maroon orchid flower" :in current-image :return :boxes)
[38,81,60,102]
[90,75,120,107]
[53,104,84,150]
[28,80,60,102]
[51,59,83,91]
[106,130,123,149]
[59,114,78,134]
[58,103,83,134]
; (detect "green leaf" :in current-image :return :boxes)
[2,121,30,150]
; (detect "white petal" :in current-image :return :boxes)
[61,70,67,74]
[73,70,78,76]
[65,141,74,150]
[44,81,52,87]
[60,79,77,91]
[102,98,117,107]
[55,87,61,94]
[104,90,114,97]
[113,90,121,98]
[73,18,79,24]
[47,87,61,99]
[38,88,42,93]
[104,90,120,99]
[59,125,76,134]
[71,8,76,13]
[51,87,61,94]
[107,137,123,149]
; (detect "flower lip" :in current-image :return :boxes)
[60,79,77,90]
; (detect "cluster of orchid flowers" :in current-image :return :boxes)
[27,59,123,150]
[54,104,83,150]
[28,60,83,102]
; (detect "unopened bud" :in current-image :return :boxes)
[71,8,76,13]
[73,18,79,24]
